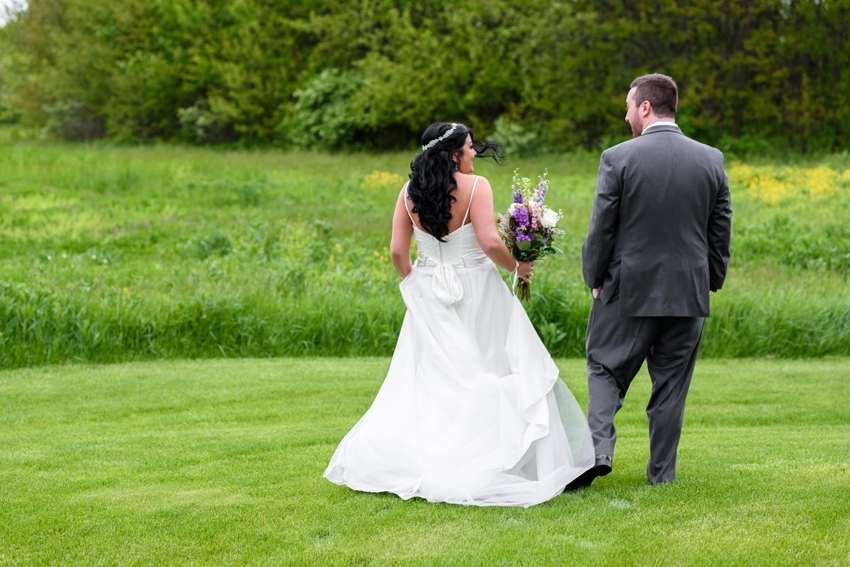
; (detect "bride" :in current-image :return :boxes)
[324,122,594,507]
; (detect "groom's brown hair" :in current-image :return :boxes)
[630,74,678,118]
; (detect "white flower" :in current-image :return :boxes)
[540,207,560,228]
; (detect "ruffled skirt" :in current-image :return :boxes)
[323,262,594,507]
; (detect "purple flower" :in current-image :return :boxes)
[513,190,523,204]
[534,180,548,205]
[516,231,533,242]
[512,206,529,227]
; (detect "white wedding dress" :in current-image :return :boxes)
[324,178,594,507]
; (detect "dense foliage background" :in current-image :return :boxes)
[1,0,849,152]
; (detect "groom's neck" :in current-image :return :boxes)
[640,117,677,135]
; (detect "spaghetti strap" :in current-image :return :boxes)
[402,181,415,226]
[462,176,479,225]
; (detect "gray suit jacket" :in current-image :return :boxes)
[581,123,732,317]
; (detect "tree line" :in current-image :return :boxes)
[1,0,848,153]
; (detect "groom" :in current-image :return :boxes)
[568,74,732,489]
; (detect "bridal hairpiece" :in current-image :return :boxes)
[422,123,459,152]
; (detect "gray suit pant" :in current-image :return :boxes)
[585,296,704,485]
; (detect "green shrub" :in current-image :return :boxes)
[177,100,229,145]
[281,69,367,149]
[490,116,547,157]
[43,98,105,141]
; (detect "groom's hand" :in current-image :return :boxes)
[592,286,602,299]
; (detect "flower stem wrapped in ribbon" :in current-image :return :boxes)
[496,168,564,301]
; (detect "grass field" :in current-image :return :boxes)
[1,357,848,565]
[0,139,849,367]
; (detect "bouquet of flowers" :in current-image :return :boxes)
[496,169,564,301]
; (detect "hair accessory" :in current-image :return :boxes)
[422,123,459,152]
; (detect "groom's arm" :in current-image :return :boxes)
[582,150,621,290]
[707,162,732,292]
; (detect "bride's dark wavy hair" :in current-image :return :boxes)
[408,122,503,241]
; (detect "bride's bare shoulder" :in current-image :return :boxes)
[456,173,492,192]
[471,174,492,194]
[476,175,492,187]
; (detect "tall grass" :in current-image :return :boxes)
[0,140,848,368]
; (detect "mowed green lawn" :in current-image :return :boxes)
[1,357,848,566]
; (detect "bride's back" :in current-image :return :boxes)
[406,173,478,236]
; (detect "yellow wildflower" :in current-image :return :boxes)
[727,163,843,204]
[750,175,792,204]
[804,165,838,199]
[362,171,405,191]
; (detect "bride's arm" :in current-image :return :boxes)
[469,177,533,281]
[390,187,414,279]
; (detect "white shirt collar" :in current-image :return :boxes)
[641,121,678,134]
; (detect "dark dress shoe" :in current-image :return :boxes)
[563,456,612,492]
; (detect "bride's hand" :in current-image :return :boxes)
[517,261,534,283]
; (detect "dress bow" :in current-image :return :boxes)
[431,262,464,307]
